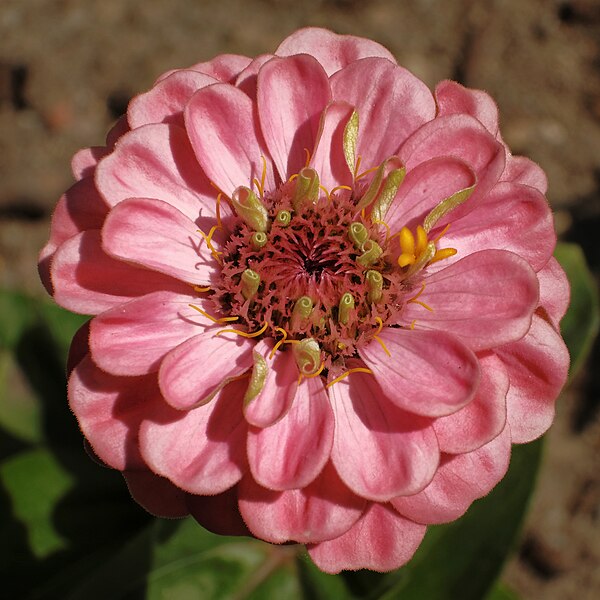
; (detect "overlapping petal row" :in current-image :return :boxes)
[40,27,569,573]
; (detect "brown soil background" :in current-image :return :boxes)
[1,1,599,598]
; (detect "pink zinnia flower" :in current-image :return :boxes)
[40,28,570,573]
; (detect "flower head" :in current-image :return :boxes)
[40,28,570,573]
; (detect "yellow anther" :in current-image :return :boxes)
[373,335,391,356]
[398,253,416,268]
[326,367,374,389]
[373,316,384,336]
[188,304,239,323]
[193,285,212,293]
[269,327,289,359]
[415,225,428,256]
[399,226,415,256]
[215,321,269,338]
[430,247,458,264]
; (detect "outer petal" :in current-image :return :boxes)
[433,353,509,453]
[359,328,480,417]
[403,250,540,351]
[128,70,218,128]
[96,123,216,222]
[51,230,186,315]
[384,157,476,232]
[235,54,274,99]
[89,290,209,376]
[102,198,218,285]
[159,331,254,410]
[309,101,354,191]
[243,340,298,428]
[442,181,556,272]
[398,114,505,211]
[123,470,189,518]
[435,80,499,137]
[331,58,435,168]
[276,27,397,76]
[71,146,109,180]
[538,256,570,328]
[257,55,331,180]
[139,378,247,495]
[182,54,252,83]
[238,463,365,544]
[496,315,569,443]
[307,503,426,574]
[392,425,512,524]
[68,354,154,469]
[501,155,548,194]
[329,367,439,501]
[247,376,334,491]
[185,83,276,195]
[187,486,250,536]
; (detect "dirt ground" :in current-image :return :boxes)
[1,1,599,598]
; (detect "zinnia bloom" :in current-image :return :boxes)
[39,28,570,573]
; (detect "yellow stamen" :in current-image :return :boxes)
[353,155,362,179]
[193,285,211,293]
[215,321,269,338]
[432,222,451,244]
[326,367,373,389]
[356,165,379,181]
[410,319,417,330]
[269,327,288,359]
[415,225,428,256]
[304,148,311,168]
[288,173,299,183]
[197,228,223,264]
[408,283,426,302]
[373,316,384,336]
[397,253,416,268]
[188,304,239,323]
[399,226,415,256]
[215,193,224,230]
[373,335,391,356]
[303,360,325,379]
[430,247,458,264]
[330,185,352,197]
[319,185,331,202]
[372,218,391,241]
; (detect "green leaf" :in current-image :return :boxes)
[554,242,600,378]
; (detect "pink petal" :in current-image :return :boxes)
[392,425,512,524]
[89,290,210,376]
[69,354,154,470]
[398,114,505,211]
[403,250,540,351]
[185,83,276,195]
[257,55,331,180]
[235,54,274,99]
[435,80,499,136]
[501,155,548,194]
[331,58,435,168]
[105,115,130,147]
[67,320,91,375]
[276,27,396,76]
[128,70,218,129]
[307,503,426,574]
[183,54,252,83]
[433,353,508,453]
[159,330,255,410]
[139,378,248,495]
[187,486,250,536]
[442,181,555,272]
[329,366,439,501]
[123,470,189,518]
[496,315,569,443]
[238,463,365,544]
[309,101,354,190]
[384,156,476,232]
[96,123,217,222]
[538,256,570,328]
[247,376,334,490]
[102,197,218,285]
[71,146,109,180]
[359,328,480,417]
[243,340,298,428]
[51,230,186,315]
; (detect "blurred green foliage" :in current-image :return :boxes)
[0,242,597,599]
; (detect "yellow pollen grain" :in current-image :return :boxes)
[326,367,374,389]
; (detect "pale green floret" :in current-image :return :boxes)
[251,231,268,249]
[231,186,269,232]
[357,239,383,267]
[292,337,322,376]
[349,222,369,248]
[355,157,404,212]
[275,210,291,227]
[338,292,355,325]
[366,270,383,303]
[292,167,320,211]
[423,184,475,233]
[241,268,261,300]
[343,110,359,174]
[371,166,406,222]
[292,296,313,329]
[244,350,268,406]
